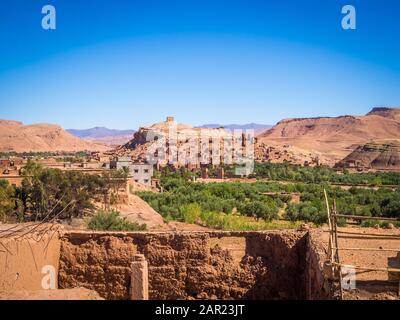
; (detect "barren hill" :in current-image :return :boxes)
[335,140,400,172]
[256,107,400,165]
[112,194,167,230]
[0,120,109,153]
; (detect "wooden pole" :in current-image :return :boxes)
[337,232,400,240]
[398,279,400,297]
[332,200,344,300]
[331,262,400,273]
[397,280,400,297]
[333,200,340,263]
[330,205,400,297]
[324,189,334,262]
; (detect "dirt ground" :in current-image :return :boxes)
[315,227,400,300]
[112,194,166,230]
[0,288,103,300]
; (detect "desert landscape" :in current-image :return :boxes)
[1,109,400,300]
[1,0,400,306]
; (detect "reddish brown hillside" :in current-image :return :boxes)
[0,120,109,153]
[335,140,400,172]
[256,107,400,165]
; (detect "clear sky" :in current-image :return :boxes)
[0,0,399,129]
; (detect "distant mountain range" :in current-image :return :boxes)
[68,124,271,139]
[67,127,135,139]
[67,127,136,146]
[4,109,400,169]
[67,124,273,145]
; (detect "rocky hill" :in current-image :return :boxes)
[117,117,248,165]
[0,120,108,153]
[335,140,400,172]
[256,107,400,165]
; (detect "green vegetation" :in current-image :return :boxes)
[88,209,147,231]
[360,220,400,228]
[178,204,301,230]
[0,180,17,223]
[284,202,326,225]
[249,162,400,186]
[138,181,282,222]
[0,151,89,159]
[137,165,400,230]
[55,156,86,163]
[0,160,128,223]
[1,161,399,230]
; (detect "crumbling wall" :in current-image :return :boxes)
[59,230,320,300]
[0,227,334,300]
[138,232,264,300]
[244,232,308,299]
[305,230,335,299]
[58,235,138,300]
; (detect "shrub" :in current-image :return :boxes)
[360,219,380,228]
[88,210,147,231]
[198,210,301,231]
[360,219,393,229]
[179,203,201,224]
[240,201,278,221]
[336,217,347,227]
[285,202,326,225]
[200,211,225,229]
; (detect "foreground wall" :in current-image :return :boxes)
[0,224,62,292]
[0,226,334,300]
[58,230,324,300]
[305,230,335,299]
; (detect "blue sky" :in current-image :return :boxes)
[0,0,399,129]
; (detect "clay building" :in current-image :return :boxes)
[110,156,133,171]
[0,158,11,168]
[131,164,153,186]
[110,157,153,186]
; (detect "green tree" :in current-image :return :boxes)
[0,180,15,222]
[241,201,278,221]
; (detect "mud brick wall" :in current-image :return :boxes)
[59,230,321,300]
[58,235,138,299]
[244,232,308,299]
